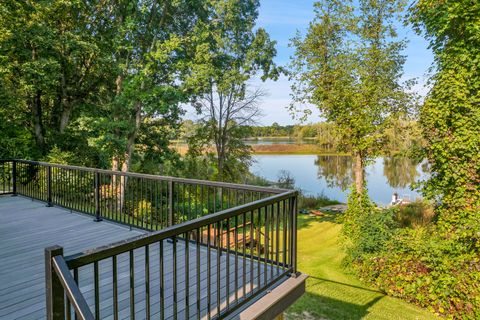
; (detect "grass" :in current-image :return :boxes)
[287,213,438,320]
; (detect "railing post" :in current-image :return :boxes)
[46,166,53,207]
[45,245,65,320]
[168,180,174,227]
[94,171,102,222]
[290,194,298,277]
[12,160,17,196]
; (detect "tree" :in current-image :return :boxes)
[189,0,280,181]
[98,1,208,175]
[409,0,480,244]
[191,87,265,181]
[290,0,413,195]
[0,1,110,160]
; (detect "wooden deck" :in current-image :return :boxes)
[0,196,284,320]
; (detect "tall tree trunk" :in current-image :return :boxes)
[58,66,72,134]
[59,103,72,134]
[32,91,45,153]
[116,100,142,212]
[31,45,45,153]
[353,150,364,194]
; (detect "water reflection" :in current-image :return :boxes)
[315,155,353,190]
[315,155,421,191]
[383,156,421,189]
[251,154,426,204]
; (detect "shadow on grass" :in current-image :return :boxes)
[288,292,383,320]
[287,275,386,319]
[297,211,343,230]
[308,276,384,294]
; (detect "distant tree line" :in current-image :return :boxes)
[242,118,423,154]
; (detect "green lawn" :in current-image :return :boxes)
[287,214,438,320]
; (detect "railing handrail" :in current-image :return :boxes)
[5,159,288,194]
[65,189,297,269]
[52,256,95,320]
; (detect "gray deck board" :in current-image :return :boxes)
[0,196,285,320]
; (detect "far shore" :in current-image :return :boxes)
[172,143,347,155]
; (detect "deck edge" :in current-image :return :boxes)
[237,273,308,320]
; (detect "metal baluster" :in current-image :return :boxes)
[216,221,221,317]
[249,210,254,294]
[196,228,201,320]
[159,241,165,320]
[145,245,150,320]
[113,255,119,320]
[173,236,177,320]
[129,250,135,320]
[185,232,190,319]
[207,224,211,320]
[94,261,100,319]
[226,217,231,309]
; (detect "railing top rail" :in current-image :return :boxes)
[6,159,288,194]
[65,189,297,269]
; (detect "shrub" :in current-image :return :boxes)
[342,193,398,263]
[133,200,152,221]
[299,193,340,209]
[354,227,480,318]
[395,200,435,228]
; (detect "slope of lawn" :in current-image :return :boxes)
[287,214,438,320]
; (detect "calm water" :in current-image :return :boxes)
[251,154,427,205]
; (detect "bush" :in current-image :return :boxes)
[354,227,480,318]
[299,193,340,209]
[133,200,152,221]
[395,200,435,228]
[342,189,480,318]
[341,191,398,263]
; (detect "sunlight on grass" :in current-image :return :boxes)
[287,214,438,320]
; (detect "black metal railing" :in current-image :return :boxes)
[1,159,283,230]
[0,160,14,195]
[0,159,298,319]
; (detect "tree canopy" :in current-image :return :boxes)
[290,0,414,194]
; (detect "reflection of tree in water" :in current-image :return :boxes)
[383,156,420,189]
[315,155,353,190]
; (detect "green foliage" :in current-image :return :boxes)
[341,187,396,260]
[354,227,480,318]
[395,200,435,228]
[245,123,294,137]
[133,200,152,221]
[298,193,341,210]
[409,0,480,236]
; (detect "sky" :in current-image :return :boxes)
[185,0,434,126]
[253,0,434,125]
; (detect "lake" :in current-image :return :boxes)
[251,154,427,205]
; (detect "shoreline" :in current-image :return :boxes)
[251,144,346,155]
[172,143,348,156]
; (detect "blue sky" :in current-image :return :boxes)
[253,0,434,125]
